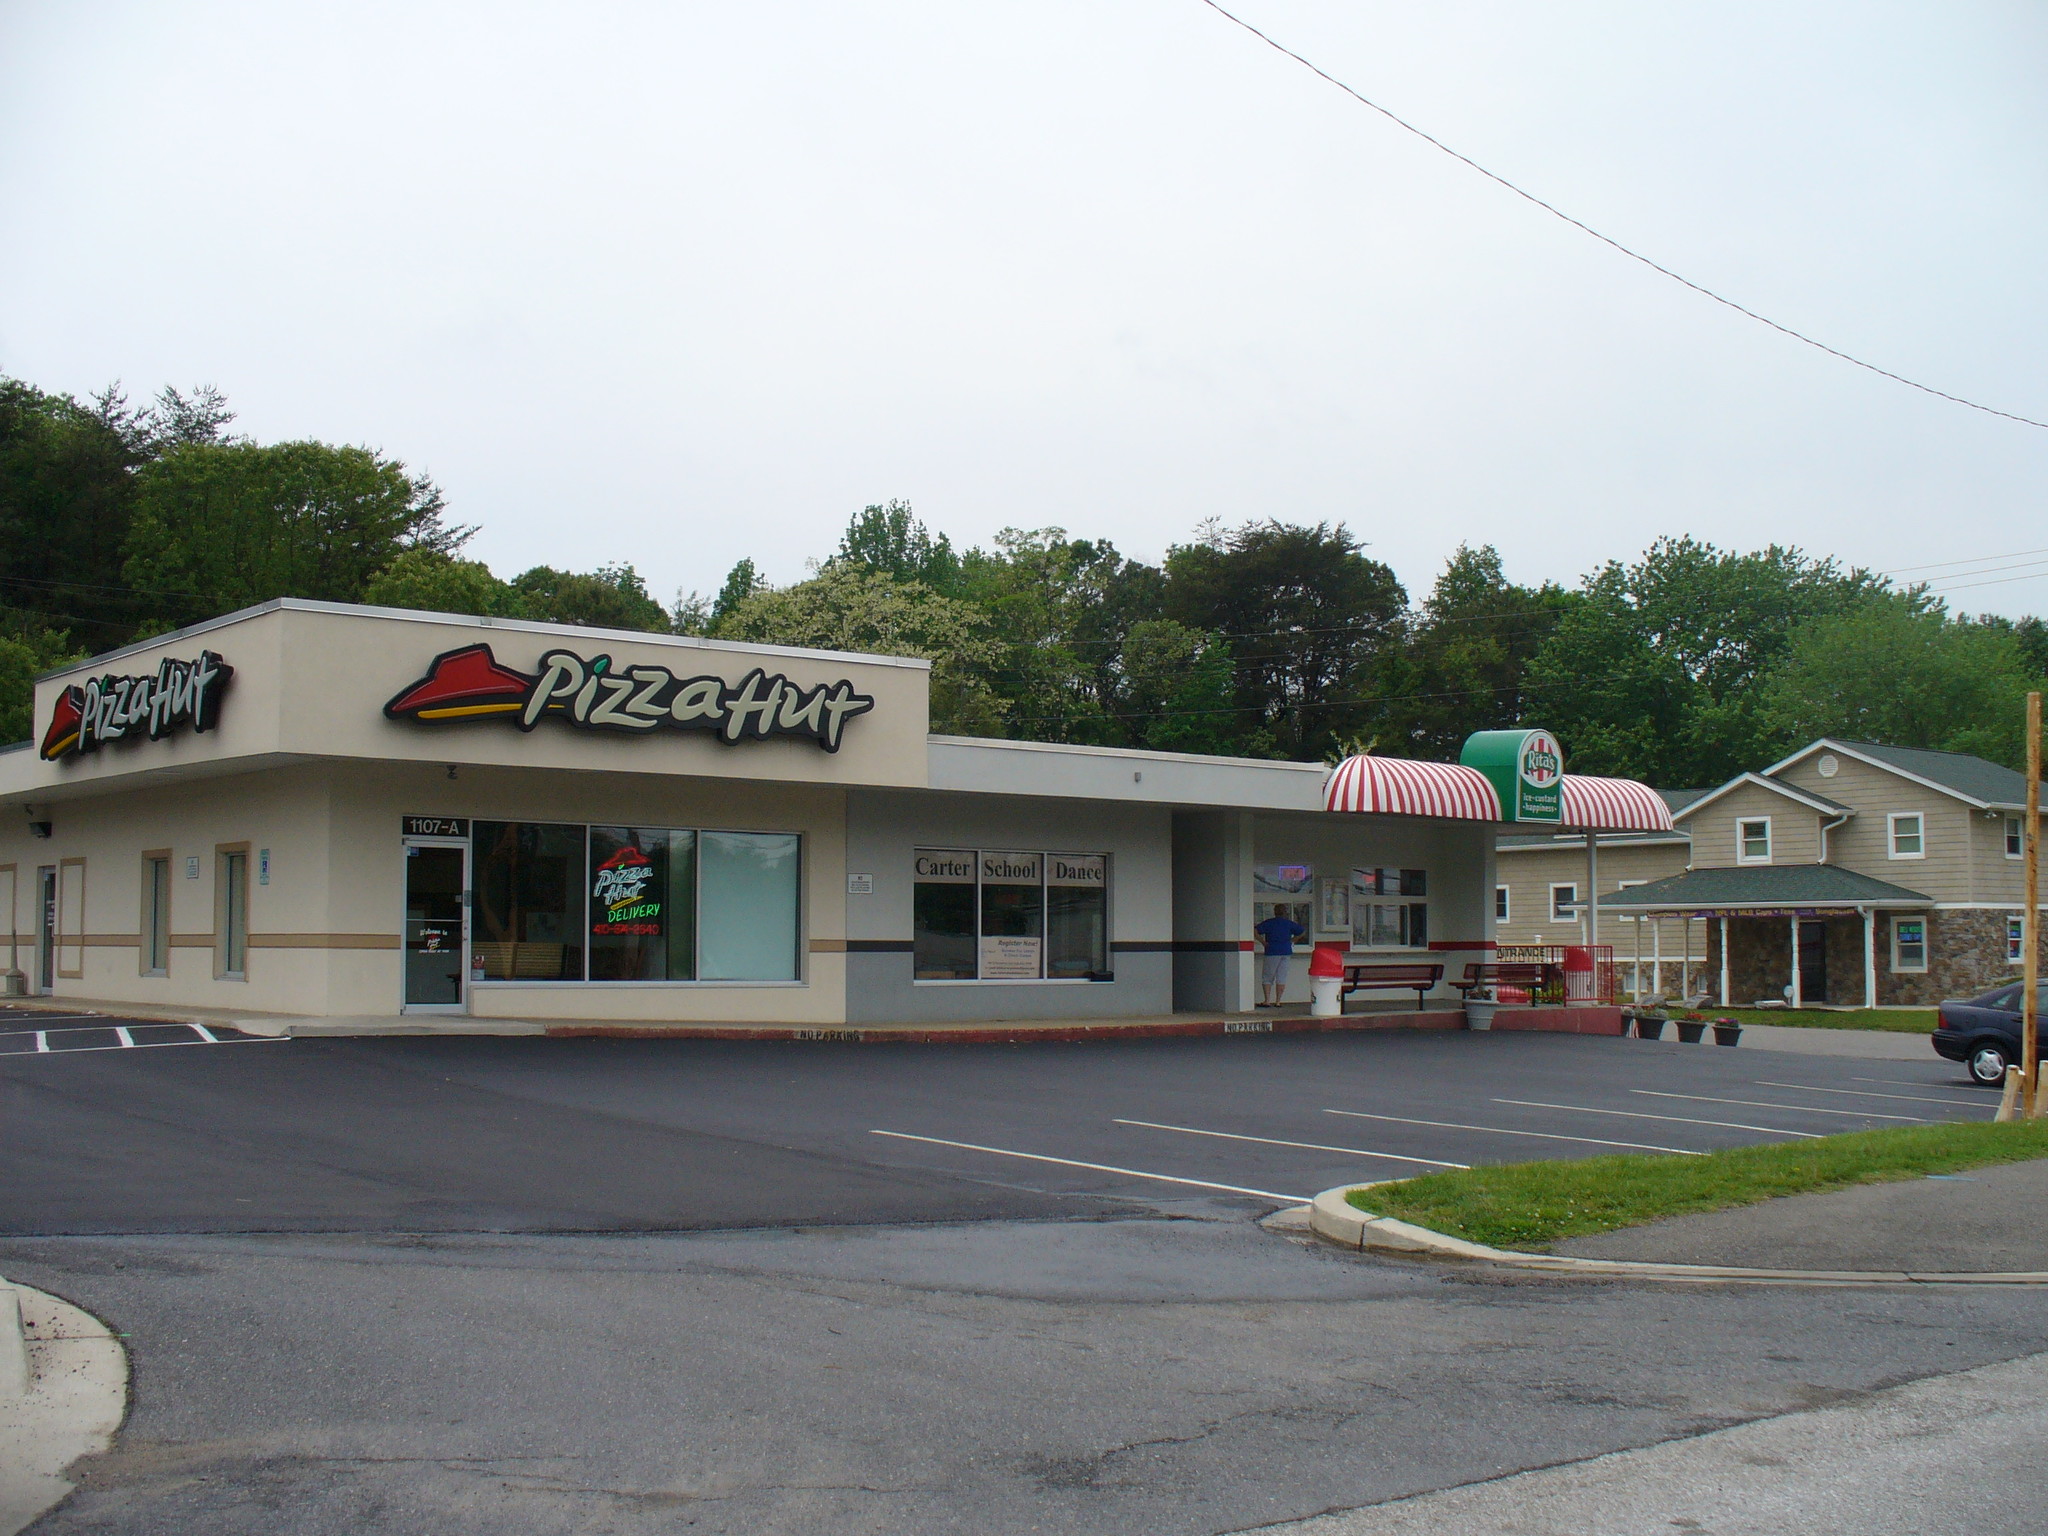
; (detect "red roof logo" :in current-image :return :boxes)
[384,645,538,721]
[39,686,84,761]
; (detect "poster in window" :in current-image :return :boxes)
[980,934,1043,978]
[1254,864,1313,898]
[592,843,662,938]
[1317,877,1350,934]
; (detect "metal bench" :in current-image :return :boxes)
[1341,962,1445,1009]
[1454,961,1557,1001]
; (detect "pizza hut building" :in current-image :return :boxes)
[0,600,1654,1029]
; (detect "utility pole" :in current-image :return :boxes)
[2027,691,2041,1119]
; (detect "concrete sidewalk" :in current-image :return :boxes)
[1554,1157,2048,1272]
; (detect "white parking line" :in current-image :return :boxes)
[1630,1089,1926,1123]
[191,1024,221,1043]
[1755,1081,1996,1111]
[0,1014,107,1024]
[869,1130,1310,1203]
[113,1026,134,1048]
[1324,1108,1702,1156]
[33,1031,47,1053]
[3,1037,284,1058]
[1494,1099,1822,1139]
[1112,1118,1467,1168]
[1851,1076,1988,1096]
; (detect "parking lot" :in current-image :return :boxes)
[0,1012,1989,1234]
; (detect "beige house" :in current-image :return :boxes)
[1604,740,2045,1007]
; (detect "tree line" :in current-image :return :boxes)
[5,371,2043,787]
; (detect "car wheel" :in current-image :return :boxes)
[1967,1043,2011,1087]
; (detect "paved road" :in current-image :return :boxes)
[3,1021,2040,1536]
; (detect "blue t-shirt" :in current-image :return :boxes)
[1256,917,1305,956]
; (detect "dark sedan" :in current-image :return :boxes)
[1933,981,2048,1085]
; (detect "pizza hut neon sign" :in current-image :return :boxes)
[384,644,876,753]
[40,651,234,762]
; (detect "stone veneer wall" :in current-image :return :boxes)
[1703,912,2026,1008]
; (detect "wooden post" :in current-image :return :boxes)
[2026,691,2041,1117]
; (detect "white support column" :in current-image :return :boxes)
[1632,910,1643,1001]
[1651,918,1663,996]
[1789,914,1803,1009]
[1862,906,1877,1009]
[1585,836,1599,948]
[1719,916,1731,1006]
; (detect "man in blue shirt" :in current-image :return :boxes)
[1254,910,1306,1008]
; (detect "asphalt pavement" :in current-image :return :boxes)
[4,1019,2043,1536]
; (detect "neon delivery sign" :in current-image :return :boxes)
[384,644,876,752]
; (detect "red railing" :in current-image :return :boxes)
[1492,944,1618,1005]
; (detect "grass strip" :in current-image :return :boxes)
[1710,1007,1936,1034]
[1347,1120,2048,1250]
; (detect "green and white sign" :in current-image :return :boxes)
[1460,728,1563,824]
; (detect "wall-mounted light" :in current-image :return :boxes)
[28,822,52,839]
[446,764,458,780]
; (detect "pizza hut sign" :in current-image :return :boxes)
[40,651,234,762]
[385,644,877,753]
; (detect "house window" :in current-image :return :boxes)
[1889,813,1924,859]
[1892,916,1927,972]
[1495,886,1510,922]
[2008,916,2025,965]
[2008,818,2024,859]
[1550,883,1578,923]
[1615,879,1645,921]
[142,854,171,976]
[1737,818,1771,863]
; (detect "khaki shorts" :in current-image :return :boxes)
[1261,953,1291,985]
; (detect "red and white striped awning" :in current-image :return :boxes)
[1324,756,1502,820]
[1559,774,1674,832]
[1322,756,1673,831]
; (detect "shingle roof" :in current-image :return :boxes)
[1659,787,1712,813]
[1806,740,2035,808]
[1600,863,1930,910]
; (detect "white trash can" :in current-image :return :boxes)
[1310,974,1341,1017]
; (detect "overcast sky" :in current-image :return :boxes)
[4,2,2045,615]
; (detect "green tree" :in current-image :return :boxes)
[1369,544,1572,759]
[1118,619,1256,755]
[716,564,1003,734]
[1761,597,2044,767]
[1163,520,1406,760]
[0,628,85,744]
[363,549,526,618]
[122,439,460,629]
[834,500,961,592]
[1524,537,1880,784]
[509,563,670,632]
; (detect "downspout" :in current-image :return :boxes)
[1819,811,1849,865]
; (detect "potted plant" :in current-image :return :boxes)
[1464,988,1499,1032]
[1674,1011,1708,1044]
[1712,1017,1743,1046]
[1634,1010,1668,1040]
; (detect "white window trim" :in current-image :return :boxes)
[1614,878,1646,921]
[2007,817,2024,860]
[1736,816,1772,865]
[1887,812,1926,861]
[1549,883,1579,923]
[1890,914,1929,973]
[1494,885,1511,923]
[2008,916,2025,965]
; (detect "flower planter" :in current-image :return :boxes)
[1465,1000,1499,1032]
[1674,1020,1708,1044]
[1713,1021,1743,1047]
[1634,1016,1668,1040]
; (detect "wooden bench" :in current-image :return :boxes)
[1341,962,1445,1008]
[1454,961,1557,1002]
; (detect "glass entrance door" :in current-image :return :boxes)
[403,840,469,1011]
[37,866,55,995]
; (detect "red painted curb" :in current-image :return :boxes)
[543,1006,1624,1046]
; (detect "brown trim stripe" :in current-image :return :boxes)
[248,934,402,950]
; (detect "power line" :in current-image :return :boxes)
[1195,0,2048,432]
[1886,546,2048,576]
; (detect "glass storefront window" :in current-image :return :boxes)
[589,826,688,980]
[1046,854,1108,979]
[979,851,1045,979]
[473,821,586,980]
[914,849,978,979]
[699,831,800,980]
[1350,865,1429,950]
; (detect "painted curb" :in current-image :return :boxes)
[0,1278,127,1536]
[1307,1184,2048,1287]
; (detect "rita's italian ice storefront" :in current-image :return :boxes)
[0,600,1668,1029]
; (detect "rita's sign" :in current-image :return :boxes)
[1460,727,1563,824]
[40,651,234,762]
[384,644,876,753]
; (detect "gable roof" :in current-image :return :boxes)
[1599,863,1930,910]
[1659,787,1712,814]
[1671,771,1855,823]
[1766,739,2038,811]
